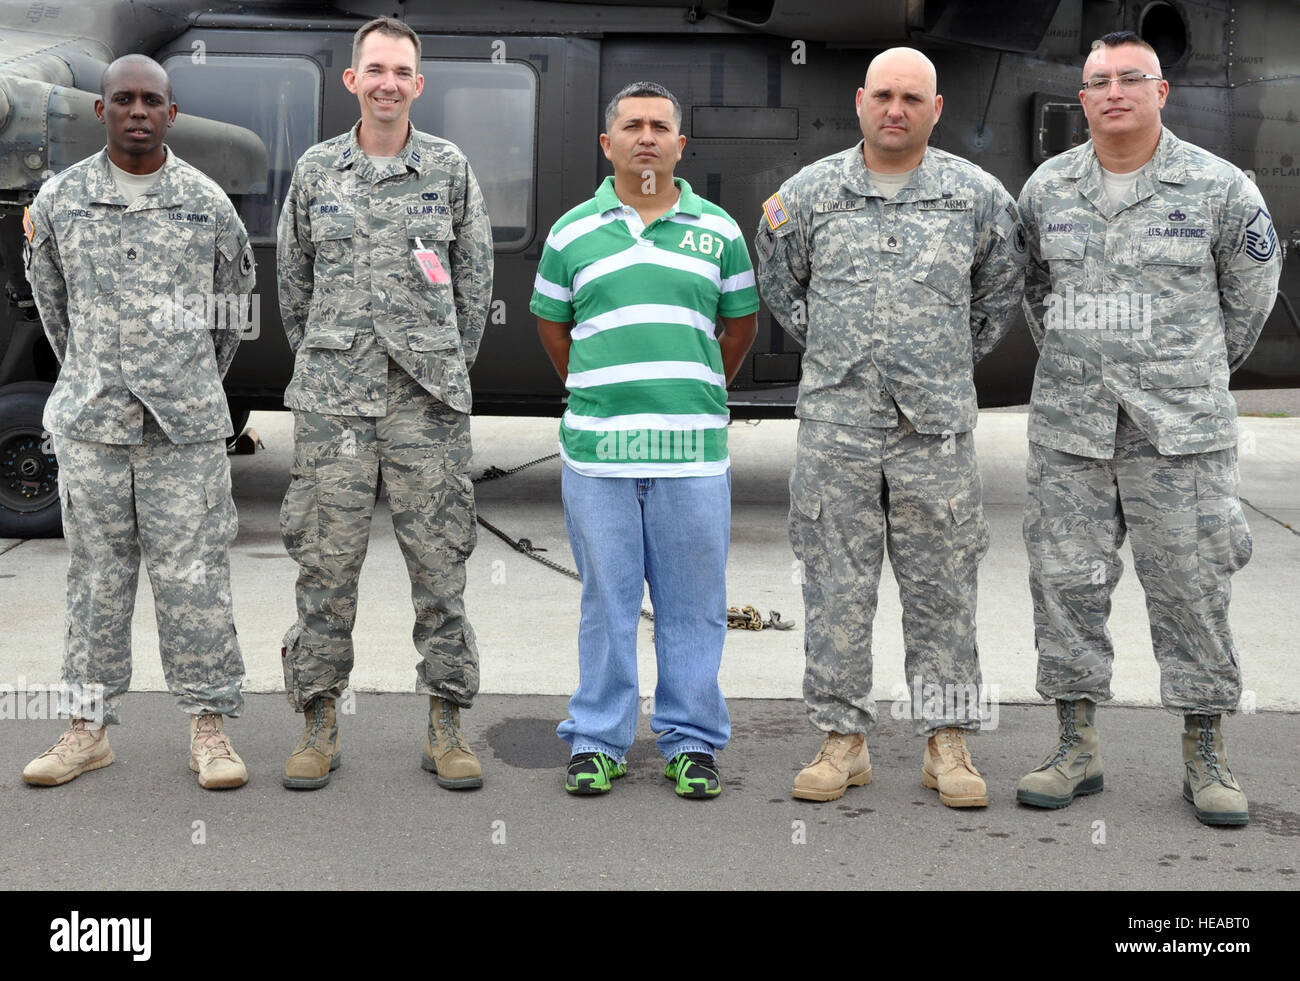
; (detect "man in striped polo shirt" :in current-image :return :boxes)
[532,82,758,799]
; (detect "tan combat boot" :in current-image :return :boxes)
[922,727,988,807]
[189,713,247,790]
[22,719,114,786]
[1182,714,1248,826]
[1017,699,1103,808]
[421,696,483,790]
[792,731,872,801]
[283,697,340,790]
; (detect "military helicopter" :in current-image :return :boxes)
[1,0,1296,536]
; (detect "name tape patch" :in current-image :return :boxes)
[814,198,865,213]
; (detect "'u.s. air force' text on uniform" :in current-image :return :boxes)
[275,122,493,711]
[1018,126,1282,711]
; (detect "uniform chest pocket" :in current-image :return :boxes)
[1138,236,1210,270]
[1137,236,1211,301]
[55,215,116,295]
[912,211,972,305]
[170,221,216,294]
[1041,232,1089,276]
[406,216,455,304]
[311,214,354,270]
[809,212,869,296]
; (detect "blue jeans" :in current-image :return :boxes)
[557,464,732,762]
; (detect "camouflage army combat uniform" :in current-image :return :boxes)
[24,147,254,724]
[277,122,493,711]
[756,142,1026,734]
[1019,127,1282,712]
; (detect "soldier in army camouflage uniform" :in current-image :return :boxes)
[276,17,493,791]
[756,48,1026,806]
[1016,32,1281,826]
[21,55,254,791]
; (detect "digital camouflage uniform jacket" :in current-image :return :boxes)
[24,147,254,444]
[1019,126,1282,458]
[755,141,1025,434]
[277,122,494,417]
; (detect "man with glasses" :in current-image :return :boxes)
[1016,31,1281,825]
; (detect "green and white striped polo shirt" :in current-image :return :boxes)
[530,176,759,477]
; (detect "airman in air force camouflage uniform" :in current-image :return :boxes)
[277,17,493,790]
[21,55,254,790]
[756,48,1026,806]
[1016,32,1281,826]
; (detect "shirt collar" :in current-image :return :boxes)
[336,121,426,178]
[595,175,702,218]
[1070,127,1187,185]
[841,141,946,201]
[88,146,190,209]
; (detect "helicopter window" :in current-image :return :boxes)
[1032,94,1091,163]
[410,60,537,250]
[163,54,323,242]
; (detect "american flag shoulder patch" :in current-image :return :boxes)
[763,193,790,231]
[23,206,35,243]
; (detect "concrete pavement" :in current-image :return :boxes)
[2,408,1296,709]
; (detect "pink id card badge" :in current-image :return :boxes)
[413,237,450,285]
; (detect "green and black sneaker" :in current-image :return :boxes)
[664,752,722,799]
[565,752,627,795]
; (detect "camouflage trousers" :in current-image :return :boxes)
[789,416,990,735]
[1024,411,1249,713]
[280,359,479,711]
[54,416,244,725]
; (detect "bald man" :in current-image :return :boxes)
[21,55,255,789]
[756,47,1026,805]
[1016,32,1280,825]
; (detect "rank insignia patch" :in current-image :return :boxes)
[1243,208,1277,263]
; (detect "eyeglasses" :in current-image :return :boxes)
[1082,72,1163,93]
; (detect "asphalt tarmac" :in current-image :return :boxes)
[2,693,1297,890]
[1,400,1297,891]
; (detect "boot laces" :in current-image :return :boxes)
[46,719,100,759]
[941,727,972,769]
[1043,705,1080,768]
[810,732,854,766]
[937,728,971,764]
[435,702,468,751]
[302,702,332,753]
[1195,719,1226,783]
[193,714,235,761]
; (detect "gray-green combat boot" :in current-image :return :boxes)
[1017,699,1103,808]
[1182,714,1248,826]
